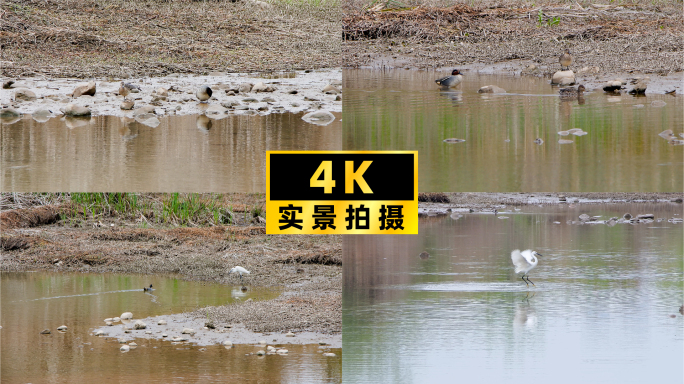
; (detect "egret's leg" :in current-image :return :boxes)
[521,275,529,287]
[526,276,536,287]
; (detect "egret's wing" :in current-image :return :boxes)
[511,249,528,273]
[521,250,535,264]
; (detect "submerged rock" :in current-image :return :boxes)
[478,85,506,94]
[32,109,53,123]
[40,329,51,335]
[419,251,430,260]
[302,110,335,126]
[558,139,574,144]
[443,138,465,143]
[57,325,68,331]
[0,107,21,118]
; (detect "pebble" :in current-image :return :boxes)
[323,353,336,357]
[181,328,195,335]
[252,82,276,92]
[162,333,168,338]
[276,349,288,354]
[222,340,233,347]
[120,345,130,352]
[134,320,147,330]
[0,107,21,117]
[64,103,91,117]
[257,350,265,356]
[57,325,68,331]
[286,332,296,337]
[551,70,575,85]
[120,100,135,110]
[72,81,97,97]
[322,84,341,94]
[158,320,167,325]
[94,330,105,336]
[40,329,51,334]
[477,85,506,93]
[238,83,253,93]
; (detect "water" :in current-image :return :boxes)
[0,272,341,383]
[343,69,683,192]
[1,112,341,192]
[342,203,683,383]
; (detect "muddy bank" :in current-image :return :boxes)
[419,192,684,215]
[1,202,342,337]
[1,0,340,78]
[1,69,342,118]
[344,2,683,83]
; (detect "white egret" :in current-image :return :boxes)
[511,249,542,287]
[229,266,250,282]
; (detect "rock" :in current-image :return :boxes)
[477,85,506,94]
[629,78,649,94]
[134,320,146,329]
[288,90,299,94]
[158,320,167,325]
[603,80,623,93]
[256,350,265,356]
[162,333,168,337]
[40,329,51,334]
[579,214,591,222]
[222,340,233,347]
[521,64,540,74]
[129,342,138,348]
[238,83,254,93]
[132,106,156,116]
[104,318,113,322]
[301,110,335,126]
[120,312,133,320]
[120,100,135,110]
[181,328,195,335]
[637,214,654,220]
[286,332,295,337]
[651,100,666,108]
[551,70,575,85]
[145,330,152,334]
[32,109,53,123]
[261,97,276,103]
[558,139,573,144]
[0,107,21,118]
[322,84,341,94]
[113,317,120,322]
[252,82,276,92]
[558,131,570,136]
[14,88,36,101]
[242,98,258,103]
[94,330,105,336]
[2,80,15,89]
[72,81,96,97]
[323,353,336,357]
[120,345,130,352]
[257,106,268,111]
[205,104,228,115]
[106,321,113,326]
[57,325,68,331]
[64,103,91,117]
[155,87,168,97]
[276,349,288,354]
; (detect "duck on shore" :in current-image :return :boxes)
[119,82,141,99]
[435,69,463,88]
[559,49,572,71]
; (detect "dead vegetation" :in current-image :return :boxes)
[0,0,340,78]
[418,192,450,203]
[343,0,683,73]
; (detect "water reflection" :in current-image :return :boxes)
[343,69,683,192]
[343,203,683,384]
[1,112,341,192]
[0,272,340,383]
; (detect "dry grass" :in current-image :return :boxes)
[1,0,340,78]
[343,0,683,73]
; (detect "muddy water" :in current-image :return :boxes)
[343,69,683,192]
[1,112,340,192]
[343,203,683,383]
[0,272,341,383]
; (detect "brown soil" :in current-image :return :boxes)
[0,0,340,78]
[1,198,341,335]
[343,1,683,74]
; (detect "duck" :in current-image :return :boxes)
[196,85,213,102]
[119,82,141,99]
[559,84,585,97]
[435,69,463,88]
[143,284,153,291]
[559,49,572,71]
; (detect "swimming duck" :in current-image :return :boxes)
[559,84,585,97]
[559,49,572,71]
[196,85,213,102]
[143,284,153,291]
[435,69,463,88]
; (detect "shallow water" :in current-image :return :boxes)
[0,272,341,383]
[343,203,683,383]
[1,112,341,192]
[343,69,683,192]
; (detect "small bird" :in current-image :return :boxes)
[534,138,544,145]
[143,284,153,291]
[229,266,250,281]
[419,251,430,260]
[435,69,464,88]
[119,82,141,99]
[559,84,585,98]
[559,49,572,71]
[196,85,213,102]
[511,249,542,287]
